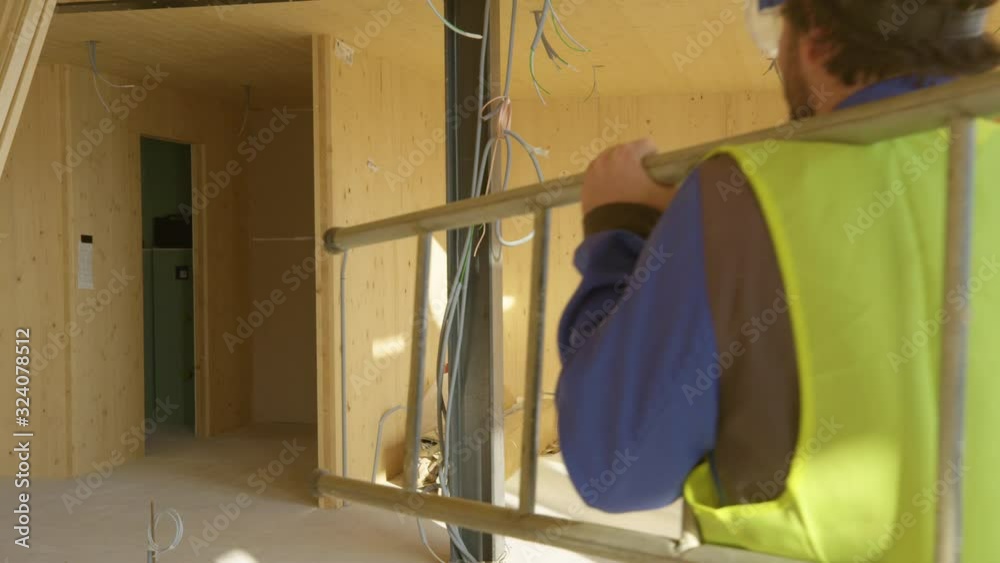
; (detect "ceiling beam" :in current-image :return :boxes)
[55,0,316,14]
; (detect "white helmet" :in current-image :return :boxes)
[746,0,785,58]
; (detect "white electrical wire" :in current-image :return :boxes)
[370,406,449,563]
[425,0,484,39]
[86,41,135,114]
[87,41,135,89]
[431,3,497,558]
[146,508,184,556]
[339,0,564,560]
[371,405,405,484]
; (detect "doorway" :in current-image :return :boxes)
[141,137,196,432]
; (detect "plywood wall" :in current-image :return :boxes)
[0,0,56,177]
[314,35,448,486]
[247,107,317,425]
[0,61,254,477]
[0,64,72,477]
[499,91,787,443]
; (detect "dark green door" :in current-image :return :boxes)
[141,137,194,430]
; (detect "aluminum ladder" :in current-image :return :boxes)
[314,72,1000,562]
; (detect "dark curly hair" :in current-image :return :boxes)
[783,0,1000,85]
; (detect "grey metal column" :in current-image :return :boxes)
[935,117,976,563]
[444,0,504,560]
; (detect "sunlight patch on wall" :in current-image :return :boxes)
[372,334,407,360]
[429,235,448,327]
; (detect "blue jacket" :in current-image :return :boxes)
[556,77,952,512]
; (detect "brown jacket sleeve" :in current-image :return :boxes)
[699,155,800,506]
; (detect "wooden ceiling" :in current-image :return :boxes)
[41,0,1000,107]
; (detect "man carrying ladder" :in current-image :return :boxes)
[556,0,999,561]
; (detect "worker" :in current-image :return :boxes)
[555,0,999,561]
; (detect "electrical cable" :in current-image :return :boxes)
[371,405,405,484]
[533,10,576,71]
[431,1,496,558]
[146,508,184,556]
[550,8,590,53]
[87,41,135,88]
[425,0,484,39]
[370,405,449,563]
[87,41,134,113]
[340,251,350,485]
[90,72,112,114]
[342,0,580,560]
[528,1,554,104]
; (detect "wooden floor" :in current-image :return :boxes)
[0,423,679,562]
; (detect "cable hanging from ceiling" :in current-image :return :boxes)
[86,40,135,113]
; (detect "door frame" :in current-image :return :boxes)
[134,132,211,438]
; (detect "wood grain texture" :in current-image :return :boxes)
[0,61,255,477]
[0,64,72,478]
[247,108,316,425]
[314,34,448,501]
[312,35,341,509]
[0,0,57,176]
[37,0,800,108]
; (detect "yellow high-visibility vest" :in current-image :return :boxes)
[683,120,1000,562]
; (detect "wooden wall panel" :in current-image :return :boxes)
[0,64,72,478]
[313,35,341,508]
[314,34,447,493]
[247,108,316,425]
[0,0,56,176]
[0,61,255,477]
[61,63,254,466]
